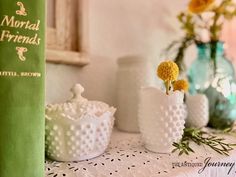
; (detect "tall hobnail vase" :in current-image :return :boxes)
[188,42,236,129]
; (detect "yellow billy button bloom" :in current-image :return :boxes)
[189,0,215,14]
[157,61,179,95]
[173,80,189,92]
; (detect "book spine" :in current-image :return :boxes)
[0,0,45,177]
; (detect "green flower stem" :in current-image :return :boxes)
[210,41,217,76]
[165,81,171,95]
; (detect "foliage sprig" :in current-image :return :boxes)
[172,128,236,156]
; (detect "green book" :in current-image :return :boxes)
[0,1,45,177]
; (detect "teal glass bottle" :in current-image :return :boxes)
[188,42,236,129]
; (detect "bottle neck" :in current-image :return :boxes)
[197,42,224,60]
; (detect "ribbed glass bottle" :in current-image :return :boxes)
[188,42,236,129]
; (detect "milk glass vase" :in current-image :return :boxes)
[138,87,186,153]
[116,56,156,132]
[188,42,236,129]
[186,94,209,128]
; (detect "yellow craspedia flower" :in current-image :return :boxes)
[173,80,189,92]
[189,0,214,14]
[157,61,179,82]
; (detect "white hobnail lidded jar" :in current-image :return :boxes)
[116,55,156,133]
[186,94,209,128]
[138,87,186,153]
[45,84,116,162]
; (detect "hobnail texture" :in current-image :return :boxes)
[186,94,209,128]
[45,84,116,161]
[138,87,186,153]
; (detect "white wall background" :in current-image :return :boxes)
[46,0,190,106]
[46,0,236,106]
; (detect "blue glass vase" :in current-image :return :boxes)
[188,42,236,129]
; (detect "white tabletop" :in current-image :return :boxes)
[45,128,236,177]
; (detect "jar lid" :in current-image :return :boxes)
[46,84,116,121]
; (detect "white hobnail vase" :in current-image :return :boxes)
[45,84,116,162]
[138,87,186,153]
[116,55,156,133]
[186,94,209,128]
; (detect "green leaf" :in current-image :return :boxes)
[172,148,178,153]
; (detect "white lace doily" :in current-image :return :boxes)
[45,129,236,177]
